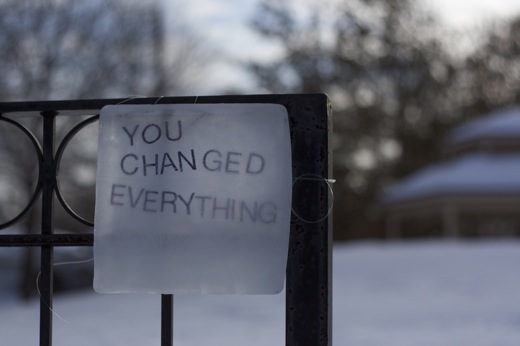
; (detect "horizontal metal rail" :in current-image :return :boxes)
[0,234,93,247]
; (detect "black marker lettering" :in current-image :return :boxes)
[143,190,158,212]
[142,123,161,144]
[195,196,212,217]
[142,154,159,176]
[203,150,222,171]
[110,184,125,206]
[128,186,145,208]
[178,149,197,171]
[165,120,182,141]
[120,153,138,175]
[161,152,178,174]
[225,152,241,173]
[161,191,177,212]
[122,125,139,146]
[246,153,265,174]
[178,192,195,215]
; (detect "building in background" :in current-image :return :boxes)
[379,107,520,238]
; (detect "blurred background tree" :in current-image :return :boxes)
[248,0,520,240]
[0,0,205,298]
[460,16,520,117]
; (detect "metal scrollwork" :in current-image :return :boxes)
[0,115,43,229]
[54,114,99,227]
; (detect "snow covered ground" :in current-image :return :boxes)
[1,239,520,345]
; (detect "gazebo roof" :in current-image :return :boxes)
[380,153,520,205]
[447,107,520,146]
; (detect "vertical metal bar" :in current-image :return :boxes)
[40,111,56,346]
[161,294,174,346]
[286,95,332,346]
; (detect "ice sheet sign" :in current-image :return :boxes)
[93,104,292,294]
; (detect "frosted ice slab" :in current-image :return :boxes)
[93,104,292,294]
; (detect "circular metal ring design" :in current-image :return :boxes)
[54,114,99,227]
[291,173,334,224]
[0,115,43,230]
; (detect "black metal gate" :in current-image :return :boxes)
[0,94,332,346]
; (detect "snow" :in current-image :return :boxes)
[2,239,520,345]
[380,153,520,203]
[447,107,520,145]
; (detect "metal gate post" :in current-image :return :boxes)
[161,294,173,346]
[286,95,333,346]
[40,111,57,346]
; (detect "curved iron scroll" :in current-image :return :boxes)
[0,115,43,229]
[54,114,99,227]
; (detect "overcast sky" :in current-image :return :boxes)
[430,0,520,26]
[161,0,520,94]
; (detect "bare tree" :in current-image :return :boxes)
[248,0,460,239]
[460,16,520,117]
[0,0,205,298]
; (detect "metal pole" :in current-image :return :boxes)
[40,111,56,346]
[286,95,332,346]
[161,294,174,346]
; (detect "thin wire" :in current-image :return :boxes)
[36,257,94,324]
[293,177,336,184]
[291,174,335,224]
[115,95,148,105]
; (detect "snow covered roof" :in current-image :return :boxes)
[380,153,520,204]
[447,107,520,146]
